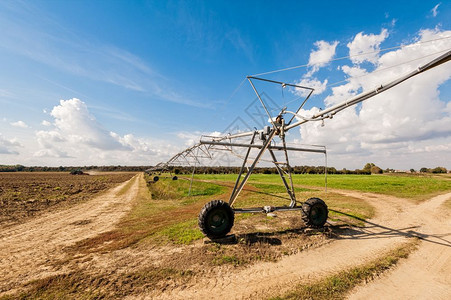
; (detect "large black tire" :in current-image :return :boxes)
[153,176,159,182]
[198,200,234,239]
[172,176,178,180]
[302,197,328,228]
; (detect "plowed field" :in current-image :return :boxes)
[0,172,136,226]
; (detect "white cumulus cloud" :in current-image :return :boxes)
[31,98,175,164]
[10,120,29,128]
[347,29,389,64]
[294,40,338,97]
[49,98,129,151]
[295,77,328,97]
[297,28,451,169]
[307,40,339,74]
[33,148,71,158]
[0,134,22,154]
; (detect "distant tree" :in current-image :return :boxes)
[363,163,375,172]
[355,168,371,175]
[410,168,415,173]
[431,167,447,174]
[341,168,352,174]
[420,167,429,173]
[327,167,337,174]
[371,166,383,174]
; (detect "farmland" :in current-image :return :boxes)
[0,172,136,226]
[198,173,451,201]
[0,172,450,299]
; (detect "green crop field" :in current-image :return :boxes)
[196,173,451,202]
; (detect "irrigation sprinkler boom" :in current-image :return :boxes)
[146,142,213,181]
[154,50,451,239]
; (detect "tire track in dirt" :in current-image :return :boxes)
[347,192,451,299]
[0,173,142,296]
[145,190,451,300]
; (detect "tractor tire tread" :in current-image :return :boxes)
[198,200,234,239]
[301,197,328,228]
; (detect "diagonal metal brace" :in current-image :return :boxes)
[228,129,277,206]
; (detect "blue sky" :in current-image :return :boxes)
[0,0,450,169]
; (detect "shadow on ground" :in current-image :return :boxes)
[208,209,450,248]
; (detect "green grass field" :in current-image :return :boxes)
[196,173,451,202]
[124,172,451,247]
[81,172,451,250]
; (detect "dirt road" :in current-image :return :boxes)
[0,173,142,296]
[147,190,451,299]
[348,192,451,299]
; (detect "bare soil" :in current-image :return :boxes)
[347,192,451,299]
[0,174,449,299]
[0,173,141,296]
[0,172,136,226]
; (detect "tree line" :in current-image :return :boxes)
[0,165,152,172]
[418,167,448,173]
[168,166,369,175]
[0,163,448,174]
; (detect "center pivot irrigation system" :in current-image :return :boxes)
[149,50,451,240]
